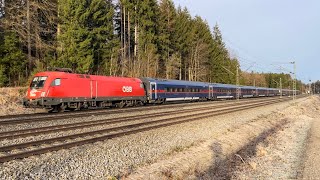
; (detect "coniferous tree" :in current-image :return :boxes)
[0,31,26,86]
[158,0,177,79]
[210,24,229,83]
[136,0,160,77]
[57,0,116,74]
[2,0,57,75]
[188,16,213,81]
[174,7,193,80]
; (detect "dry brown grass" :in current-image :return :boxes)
[0,87,34,116]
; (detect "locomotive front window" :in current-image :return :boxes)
[30,76,47,89]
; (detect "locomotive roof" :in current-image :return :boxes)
[34,71,141,81]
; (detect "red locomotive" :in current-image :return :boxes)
[23,69,146,112]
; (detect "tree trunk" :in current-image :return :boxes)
[128,10,131,68]
[27,0,32,75]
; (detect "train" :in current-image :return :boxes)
[23,69,300,112]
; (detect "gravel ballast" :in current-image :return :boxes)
[0,97,311,179]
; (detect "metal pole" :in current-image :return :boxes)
[309,80,312,95]
[280,78,282,99]
[236,65,240,101]
[290,61,296,100]
[293,61,297,99]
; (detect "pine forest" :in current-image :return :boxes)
[0,0,305,90]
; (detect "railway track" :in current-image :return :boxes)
[0,97,292,140]
[0,96,301,163]
[0,98,234,121]
[0,97,245,120]
[0,96,291,125]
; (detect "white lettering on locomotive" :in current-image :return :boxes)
[122,86,133,92]
[30,89,38,97]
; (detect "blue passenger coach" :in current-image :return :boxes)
[140,78,210,103]
[211,83,237,99]
[239,86,257,98]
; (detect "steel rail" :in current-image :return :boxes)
[0,96,291,125]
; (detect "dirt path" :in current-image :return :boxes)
[302,117,320,179]
[230,96,320,180]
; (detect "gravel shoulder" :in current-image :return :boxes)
[228,96,320,180]
[127,96,317,179]
[301,101,320,179]
[0,87,35,116]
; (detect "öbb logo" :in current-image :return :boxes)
[122,86,133,92]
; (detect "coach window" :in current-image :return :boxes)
[51,78,61,86]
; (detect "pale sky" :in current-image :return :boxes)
[173,0,320,83]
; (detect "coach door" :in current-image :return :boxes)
[209,86,213,99]
[150,82,157,100]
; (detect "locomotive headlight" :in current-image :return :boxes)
[41,92,46,97]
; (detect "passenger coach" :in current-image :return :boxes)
[140,78,210,103]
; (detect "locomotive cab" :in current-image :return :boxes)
[23,72,62,109]
[28,76,49,98]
